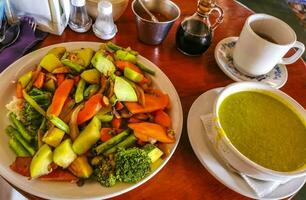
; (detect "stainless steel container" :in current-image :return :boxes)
[132,0,180,45]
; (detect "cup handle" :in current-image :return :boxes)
[280,41,305,65]
[210,5,224,30]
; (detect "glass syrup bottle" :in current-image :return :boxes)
[176,0,224,56]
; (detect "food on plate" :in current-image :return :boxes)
[218,91,306,172]
[6,42,175,187]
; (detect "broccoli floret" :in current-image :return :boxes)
[142,143,156,152]
[93,147,153,187]
[22,88,51,132]
[93,156,117,187]
[115,147,151,183]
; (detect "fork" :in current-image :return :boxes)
[0,17,37,53]
[22,16,37,32]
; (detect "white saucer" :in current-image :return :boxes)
[214,37,288,89]
[187,88,306,200]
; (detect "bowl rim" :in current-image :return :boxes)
[213,82,306,177]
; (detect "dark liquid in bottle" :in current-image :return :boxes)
[176,19,212,56]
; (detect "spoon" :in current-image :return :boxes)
[138,0,159,23]
[0,22,21,53]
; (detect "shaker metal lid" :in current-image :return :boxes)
[98,0,113,15]
[71,0,86,7]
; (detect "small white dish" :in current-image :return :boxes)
[214,37,288,89]
[187,88,306,200]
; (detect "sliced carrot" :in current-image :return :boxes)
[128,117,142,123]
[151,89,170,108]
[33,72,45,89]
[10,157,32,177]
[115,101,124,110]
[125,93,169,114]
[111,117,122,129]
[100,128,113,142]
[154,110,172,128]
[115,60,142,73]
[134,131,150,142]
[128,122,175,143]
[77,93,103,124]
[56,74,65,86]
[16,82,23,99]
[39,168,78,182]
[49,79,74,116]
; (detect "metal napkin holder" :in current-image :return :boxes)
[5,0,70,35]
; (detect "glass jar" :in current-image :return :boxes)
[175,0,224,56]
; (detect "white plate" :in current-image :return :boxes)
[214,37,288,89]
[187,88,306,200]
[0,42,183,200]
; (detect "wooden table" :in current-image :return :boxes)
[15,0,306,199]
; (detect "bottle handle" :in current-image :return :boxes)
[210,5,224,30]
[279,41,305,65]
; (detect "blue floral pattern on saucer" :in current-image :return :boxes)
[214,37,288,88]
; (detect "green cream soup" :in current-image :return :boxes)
[219,91,306,172]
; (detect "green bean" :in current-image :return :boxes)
[37,118,47,148]
[106,42,138,56]
[8,138,30,157]
[125,47,138,56]
[22,90,46,116]
[31,93,51,102]
[61,59,84,73]
[106,42,122,51]
[104,134,136,155]
[9,113,33,143]
[84,84,100,99]
[75,78,86,103]
[49,115,70,133]
[95,113,113,122]
[94,129,130,155]
[6,126,36,156]
[136,61,155,75]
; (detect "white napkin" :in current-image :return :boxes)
[200,114,290,198]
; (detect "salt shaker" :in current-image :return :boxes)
[93,0,117,40]
[69,0,92,33]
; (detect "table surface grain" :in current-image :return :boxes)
[14,0,306,199]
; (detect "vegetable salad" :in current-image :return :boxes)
[6,42,175,187]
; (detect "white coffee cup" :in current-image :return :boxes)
[233,14,305,76]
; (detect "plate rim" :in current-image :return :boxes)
[0,41,183,200]
[187,87,306,200]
